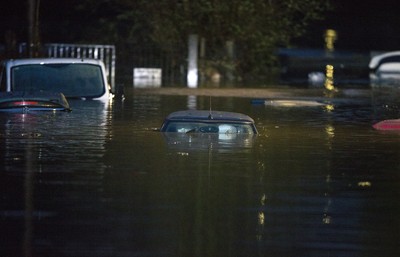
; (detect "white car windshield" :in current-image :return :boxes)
[11,63,105,98]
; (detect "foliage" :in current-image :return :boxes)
[74,0,331,81]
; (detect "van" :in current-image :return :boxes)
[0,58,112,101]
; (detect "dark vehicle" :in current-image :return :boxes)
[160,110,258,153]
[160,110,258,134]
[0,91,71,113]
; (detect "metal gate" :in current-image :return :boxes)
[44,43,116,92]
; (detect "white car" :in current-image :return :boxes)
[0,58,112,101]
[369,51,400,85]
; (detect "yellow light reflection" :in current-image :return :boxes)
[260,193,267,205]
[256,193,267,241]
[325,125,335,138]
[259,194,266,225]
[324,64,335,91]
[258,211,265,225]
[324,104,335,112]
[358,181,372,187]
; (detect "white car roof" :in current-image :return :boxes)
[4,58,104,67]
[369,51,400,69]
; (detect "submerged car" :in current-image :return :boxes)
[160,110,258,134]
[160,110,257,153]
[0,91,71,113]
[369,51,400,85]
[0,58,112,101]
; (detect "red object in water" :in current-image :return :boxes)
[373,119,400,130]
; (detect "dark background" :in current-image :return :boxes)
[1,0,400,52]
[296,0,400,51]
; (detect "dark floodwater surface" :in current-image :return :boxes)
[1,87,400,257]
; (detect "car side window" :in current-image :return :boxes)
[199,126,219,133]
[218,124,237,134]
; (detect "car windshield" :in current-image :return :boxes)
[163,121,255,134]
[11,63,105,98]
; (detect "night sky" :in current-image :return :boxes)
[1,0,400,52]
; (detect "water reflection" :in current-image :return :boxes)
[187,95,198,109]
[1,88,400,256]
[0,100,112,256]
[23,139,34,257]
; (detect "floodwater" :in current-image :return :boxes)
[1,86,400,257]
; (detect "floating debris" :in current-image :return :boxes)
[373,119,400,130]
[264,99,326,107]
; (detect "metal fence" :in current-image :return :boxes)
[44,43,116,91]
[128,46,186,87]
[2,42,185,87]
[11,43,116,91]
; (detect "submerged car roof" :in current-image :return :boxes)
[164,110,255,123]
[0,91,71,112]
